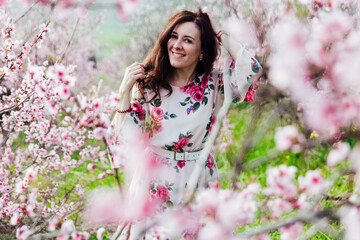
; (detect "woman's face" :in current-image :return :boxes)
[167,22,203,73]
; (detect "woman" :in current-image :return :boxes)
[109,8,262,239]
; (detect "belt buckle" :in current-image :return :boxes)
[173,151,177,160]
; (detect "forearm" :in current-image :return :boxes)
[111,90,131,136]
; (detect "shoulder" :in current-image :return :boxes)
[208,68,223,83]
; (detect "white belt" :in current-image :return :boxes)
[150,147,202,161]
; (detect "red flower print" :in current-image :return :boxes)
[206,154,215,169]
[208,115,215,132]
[151,107,164,122]
[156,185,170,203]
[201,74,209,89]
[244,89,255,102]
[153,122,162,133]
[174,136,190,151]
[189,85,204,102]
[138,110,146,121]
[228,57,236,70]
[177,160,186,168]
[180,82,195,94]
[131,101,143,112]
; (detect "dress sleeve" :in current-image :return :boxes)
[107,87,147,168]
[214,45,263,104]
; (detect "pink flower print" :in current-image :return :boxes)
[174,136,190,151]
[156,185,170,203]
[177,161,186,168]
[206,155,215,169]
[244,89,255,102]
[208,115,215,132]
[201,74,209,89]
[131,101,143,112]
[189,85,204,102]
[180,81,196,94]
[151,107,164,123]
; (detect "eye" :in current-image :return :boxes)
[170,34,177,39]
[185,39,193,43]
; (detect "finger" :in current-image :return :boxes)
[128,67,145,76]
[131,72,146,81]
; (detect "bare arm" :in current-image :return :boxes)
[111,62,146,135]
[203,8,243,61]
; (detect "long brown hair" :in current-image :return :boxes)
[138,9,219,102]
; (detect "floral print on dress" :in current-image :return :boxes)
[206,154,215,176]
[202,107,216,143]
[129,97,146,127]
[179,74,214,114]
[150,182,174,207]
[165,132,194,152]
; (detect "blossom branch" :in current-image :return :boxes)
[235,209,338,239]
[14,0,41,24]
[60,18,80,64]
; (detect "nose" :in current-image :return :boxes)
[173,39,182,49]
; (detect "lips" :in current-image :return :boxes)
[171,51,185,58]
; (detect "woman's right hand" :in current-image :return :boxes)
[119,62,146,95]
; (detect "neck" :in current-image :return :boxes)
[171,66,197,86]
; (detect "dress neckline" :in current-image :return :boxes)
[169,73,200,89]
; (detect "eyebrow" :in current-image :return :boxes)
[172,31,195,40]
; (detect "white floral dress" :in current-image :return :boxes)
[109,46,262,239]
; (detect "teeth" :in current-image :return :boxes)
[173,52,184,57]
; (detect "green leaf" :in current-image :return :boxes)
[166,201,174,207]
[193,102,200,112]
[170,114,177,118]
[185,97,191,102]
[180,102,187,106]
[164,116,169,120]
[154,99,161,107]
[210,169,214,176]
[187,143,193,147]
[252,64,260,73]
[194,76,200,84]
[202,97,208,105]
[232,97,240,103]
[209,84,214,90]
[179,133,185,139]
[165,144,173,149]
[204,131,209,138]
[133,118,138,124]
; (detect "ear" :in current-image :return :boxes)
[199,52,204,61]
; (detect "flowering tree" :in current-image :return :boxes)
[2,0,360,239]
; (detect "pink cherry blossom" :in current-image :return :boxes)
[264,165,298,199]
[16,225,31,240]
[340,206,360,240]
[267,198,293,218]
[327,142,351,167]
[274,125,306,153]
[298,170,326,195]
[279,222,304,240]
[96,227,106,239]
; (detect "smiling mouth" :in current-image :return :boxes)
[172,51,185,57]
